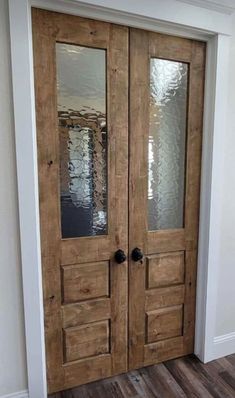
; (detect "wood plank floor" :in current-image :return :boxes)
[49,354,235,397]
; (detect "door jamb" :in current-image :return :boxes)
[8,0,231,396]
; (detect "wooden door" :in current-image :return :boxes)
[33,8,205,392]
[32,9,128,393]
[129,29,205,369]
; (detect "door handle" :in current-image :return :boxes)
[131,247,144,262]
[114,249,127,264]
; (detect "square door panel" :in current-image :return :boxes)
[62,261,109,303]
[147,305,183,343]
[147,251,184,289]
[64,320,110,362]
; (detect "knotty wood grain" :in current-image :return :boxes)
[33,7,205,391]
[64,321,109,362]
[145,285,185,311]
[62,262,109,303]
[62,298,111,328]
[147,252,185,289]
[147,305,183,343]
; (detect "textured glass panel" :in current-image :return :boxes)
[148,58,188,231]
[56,43,107,238]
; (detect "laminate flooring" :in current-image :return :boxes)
[49,354,235,397]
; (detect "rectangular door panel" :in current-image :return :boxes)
[129,28,205,369]
[32,9,128,393]
[146,305,183,343]
[62,262,109,303]
[64,320,110,362]
[147,252,185,289]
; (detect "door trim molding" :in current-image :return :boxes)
[29,0,233,36]
[194,33,230,363]
[8,0,231,396]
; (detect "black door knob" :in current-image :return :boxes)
[132,247,143,262]
[114,249,126,264]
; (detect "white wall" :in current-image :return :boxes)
[215,13,235,338]
[1,0,235,396]
[0,0,27,395]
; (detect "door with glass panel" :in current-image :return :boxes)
[33,8,205,394]
[32,9,128,393]
[129,29,205,368]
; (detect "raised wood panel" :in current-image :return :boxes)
[64,320,110,362]
[144,336,185,366]
[147,252,185,289]
[62,298,111,328]
[62,354,112,391]
[62,262,109,303]
[145,285,185,312]
[147,305,183,343]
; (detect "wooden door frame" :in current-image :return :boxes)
[8,0,231,396]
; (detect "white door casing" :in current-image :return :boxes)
[8,0,231,396]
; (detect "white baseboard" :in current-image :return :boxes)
[1,390,29,398]
[213,332,235,359]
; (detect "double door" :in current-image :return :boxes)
[32,8,205,394]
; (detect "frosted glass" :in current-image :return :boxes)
[56,43,107,238]
[148,58,188,231]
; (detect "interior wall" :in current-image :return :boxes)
[215,13,235,337]
[0,0,27,395]
[1,0,235,396]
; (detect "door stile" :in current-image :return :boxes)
[108,23,129,375]
[183,40,205,352]
[129,28,149,369]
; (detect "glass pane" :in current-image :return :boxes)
[56,43,107,238]
[148,58,188,231]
